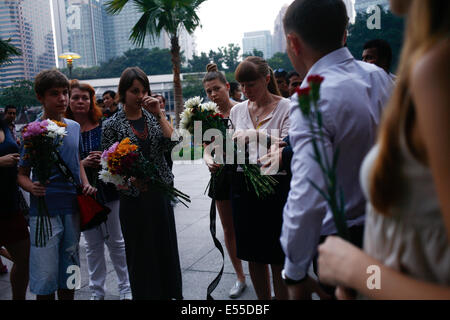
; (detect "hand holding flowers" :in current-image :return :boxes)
[21,119,68,247]
[99,138,190,206]
[180,97,278,199]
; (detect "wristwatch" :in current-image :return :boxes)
[281,269,308,285]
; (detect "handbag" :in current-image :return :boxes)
[53,151,111,232]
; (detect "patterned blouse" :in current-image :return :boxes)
[101,108,180,197]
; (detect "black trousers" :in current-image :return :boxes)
[312,224,365,298]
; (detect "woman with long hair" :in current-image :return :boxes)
[229,56,290,300]
[66,80,132,300]
[202,63,247,298]
[101,67,182,300]
[318,0,450,299]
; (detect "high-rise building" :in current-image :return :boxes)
[64,0,106,67]
[272,5,288,55]
[0,0,56,88]
[51,0,195,68]
[355,0,389,12]
[101,1,169,61]
[243,30,273,59]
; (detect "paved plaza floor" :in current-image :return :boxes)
[0,161,258,300]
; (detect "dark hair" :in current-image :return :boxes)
[152,93,166,104]
[274,68,288,82]
[117,67,151,104]
[202,63,228,85]
[363,39,393,70]
[235,56,281,96]
[66,79,103,123]
[283,0,348,54]
[102,90,116,99]
[34,69,69,97]
[229,81,241,96]
[4,105,16,113]
[287,71,300,81]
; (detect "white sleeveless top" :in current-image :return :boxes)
[360,134,450,285]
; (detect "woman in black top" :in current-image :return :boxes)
[102,67,182,300]
[0,117,30,299]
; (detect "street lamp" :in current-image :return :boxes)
[58,52,81,79]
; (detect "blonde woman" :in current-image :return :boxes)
[318,0,450,299]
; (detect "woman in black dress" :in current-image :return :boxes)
[101,67,182,300]
[202,63,247,298]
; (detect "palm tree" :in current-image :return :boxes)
[105,0,206,126]
[0,38,21,66]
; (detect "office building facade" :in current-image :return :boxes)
[0,0,56,88]
[243,30,273,59]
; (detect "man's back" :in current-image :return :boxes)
[286,47,393,235]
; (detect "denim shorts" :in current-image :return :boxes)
[29,211,80,295]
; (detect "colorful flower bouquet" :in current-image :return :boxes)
[296,75,349,239]
[22,119,68,247]
[180,97,278,199]
[98,138,191,207]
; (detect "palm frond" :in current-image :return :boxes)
[104,0,130,14]
[0,38,21,66]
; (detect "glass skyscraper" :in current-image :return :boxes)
[0,0,56,88]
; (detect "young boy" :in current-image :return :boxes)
[17,69,96,300]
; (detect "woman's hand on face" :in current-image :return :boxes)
[0,153,20,167]
[141,96,161,116]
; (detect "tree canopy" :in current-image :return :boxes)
[0,80,39,110]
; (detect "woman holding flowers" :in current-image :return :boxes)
[318,0,450,299]
[230,56,290,300]
[17,69,96,300]
[202,63,247,298]
[101,67,182,300]
[0,116,30,300]
[66,80,132,300]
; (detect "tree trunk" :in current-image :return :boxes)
[170,35,183,127]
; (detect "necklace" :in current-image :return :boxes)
[252,105,266,123]
[130,120,149,140]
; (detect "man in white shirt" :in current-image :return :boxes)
[280,0,394,299]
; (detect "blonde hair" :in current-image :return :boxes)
[370,0,450,215]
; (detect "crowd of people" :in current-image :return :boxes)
[0,0,449,300]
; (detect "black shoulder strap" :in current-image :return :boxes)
[53,150,82,193]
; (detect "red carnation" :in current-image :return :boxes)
[295,87,310,97]
[307,75,324,84]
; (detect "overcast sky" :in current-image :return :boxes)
[193,0,355,55]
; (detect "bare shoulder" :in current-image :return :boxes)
[411,40,450,90]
